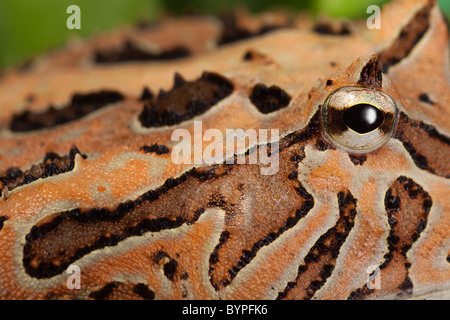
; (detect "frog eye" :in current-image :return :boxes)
[321,87,398,153]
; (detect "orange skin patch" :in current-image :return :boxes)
[316,178,388,299]
[409,180,450,288]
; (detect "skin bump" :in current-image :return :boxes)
[0,0,448,300]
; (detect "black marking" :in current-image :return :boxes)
[94,40,190,63]
[192,165,233,182]
[0,216,8,231]
[402,141,430,171]
[189,208,205,226]
[326,80,333,86]
[134,283,155,300]
[243,51,254,61]
[249,83,291,114]
[209,231,231,290]
[10,90,124,132]
[242,49,270,63]
[398,276,413,293]
[290,154,305,163]
[281,110,322,150]
[226,192,314,289]
[153,250,170,264]
[218,13,286,45]
[25,94,35,103]
[173,72,186,88]
[416,121,450,145]
[288,172,298,181]
[138,72,233,127]
[181,272,189,280]
[242,50,262,61]
[324,106,348,135]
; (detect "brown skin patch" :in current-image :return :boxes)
[44,280,155,300]
[313,19,351,36]
[277,190,357,300]
[1,1,448,300]
[348,154,368,166]
[394,112,450,178]
[139,144,170,155]
[218,12,287,45]
[133,283,156,300]
[314,136,336,152]
[249,83,292,114]
[94,39,190,63]
[89,281,121,300]
[418,93,435,105]
[348,176,432,299]
[86,281,155,300]
[378,0,434,72]
[0,216,8,232]
[9,90,124,132]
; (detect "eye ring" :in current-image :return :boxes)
[321,87,398,154]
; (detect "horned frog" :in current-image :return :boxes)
[0,0,448,300]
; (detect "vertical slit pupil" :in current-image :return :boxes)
[343,103,384,134]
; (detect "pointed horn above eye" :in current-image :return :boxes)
[377,0,435,73]
[357,55,383,89]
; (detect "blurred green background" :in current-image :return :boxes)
[0,0,449,71]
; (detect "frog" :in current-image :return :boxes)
[0,0,448,300]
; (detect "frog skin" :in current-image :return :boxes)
[0,0,448,300]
